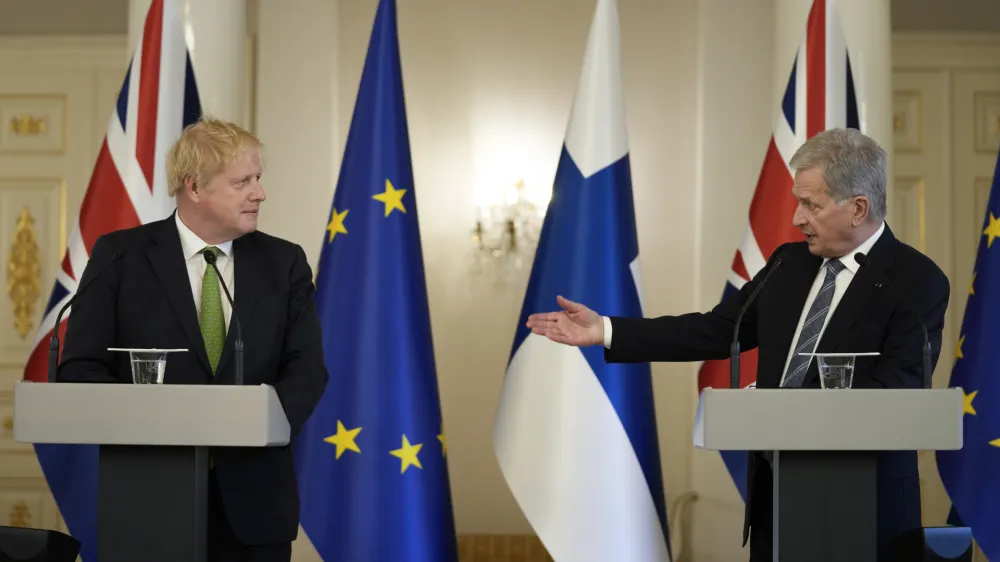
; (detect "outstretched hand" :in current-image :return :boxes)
[524,295,604,347]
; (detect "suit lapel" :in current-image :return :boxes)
[146,217,213,376]
[801,226,899,386]
[214,233,270,381]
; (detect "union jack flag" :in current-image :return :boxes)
[20,0,202,558]
[697,0,860,501]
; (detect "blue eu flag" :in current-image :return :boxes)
[936,146,1000,559]
[292,0,458,559]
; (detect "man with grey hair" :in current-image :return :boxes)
[524,127,950,561]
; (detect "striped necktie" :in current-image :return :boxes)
[780,259,846,388]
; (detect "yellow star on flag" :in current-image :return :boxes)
[984,212,1000,248]
[990,438,1000,448]
[323,421,362,459]
[326,207,348,243]
[372,179,407,217]
[390,434,423,473]
[963,388,977,415]
[438,433,447,456]
[956,334,965,360]
[970,272,976,295]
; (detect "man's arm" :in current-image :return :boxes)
[859,268,950,389]
[272,244,329,440]
[57,235,124,383]
[603,245,787,364]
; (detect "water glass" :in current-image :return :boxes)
[129,351,167,384]
[108,348,187,384]
[817,355,855,389]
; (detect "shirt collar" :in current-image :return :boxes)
[175,212,233,260]
[823,221,885,274]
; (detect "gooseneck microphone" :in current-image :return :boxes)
[730,253,784,389]
[855,252,933,389]
[203,250,243,386]
[48,249,124,382]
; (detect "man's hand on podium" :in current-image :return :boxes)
[525,295,604,347]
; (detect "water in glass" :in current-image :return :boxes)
[817,355,855,389]
[131,357,166,384]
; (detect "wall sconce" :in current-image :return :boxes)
[471,179,549,278]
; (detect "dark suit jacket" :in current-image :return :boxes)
[57,213,329,546]
[604,224,950,554]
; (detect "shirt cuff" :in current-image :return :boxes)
[603,316,612,348]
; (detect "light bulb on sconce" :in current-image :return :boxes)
[472,178,548,279]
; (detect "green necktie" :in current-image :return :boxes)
[199,246,226,374]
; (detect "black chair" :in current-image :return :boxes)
[886,526,974,562]
[0,526,80,562]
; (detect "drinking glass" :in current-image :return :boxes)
[108,348,188,384]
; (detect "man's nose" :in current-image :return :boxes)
[252,180,266,202]
[792,206,806,226]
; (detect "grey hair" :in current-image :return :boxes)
[788,128,887,223]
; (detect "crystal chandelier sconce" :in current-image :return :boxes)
[471,179,547,276]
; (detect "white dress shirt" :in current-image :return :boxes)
[175,212,235,332]
[602,222,886,384]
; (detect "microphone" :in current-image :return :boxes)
[855,252,933,389]
[203,250,243,386]
[730,252,784,389]
[48,249,124,382]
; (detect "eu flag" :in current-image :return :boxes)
[936,146,1000,559]
[292,0,458,559]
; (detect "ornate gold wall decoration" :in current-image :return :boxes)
[0,95,65,154]
[7,207,41,339]
[9,115,46,137]
[8,501,30,527]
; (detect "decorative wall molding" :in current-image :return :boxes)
[6,207,41,340]
[893,89,924,153]
[0,95,66,154]
[0,35,127,69]
[893,32,1000,70]
[890,32,999,562]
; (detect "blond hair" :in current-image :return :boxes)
[166,117,263,197]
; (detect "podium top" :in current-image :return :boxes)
[12,381,290,447]
[694,387,963,452]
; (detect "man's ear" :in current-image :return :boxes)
[851,195,870,226]
[184,176,199,200]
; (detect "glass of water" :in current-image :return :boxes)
[108,348,187,384]
[129,350,168,384]
[816,354,856,389]
[799,352,880,389]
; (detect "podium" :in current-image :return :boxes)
[694,387,964,562]
[12,380,290,562]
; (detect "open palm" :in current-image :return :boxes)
[525,295,604,347]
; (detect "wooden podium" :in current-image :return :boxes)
[694,387,964,562]
[12,380,290,562]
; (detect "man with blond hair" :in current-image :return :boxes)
[58,117,329,561]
